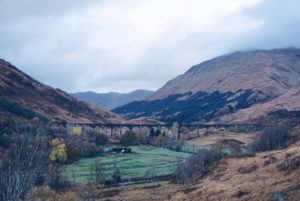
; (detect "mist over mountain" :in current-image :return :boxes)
[113,48,300,123]
[71,89,153,110]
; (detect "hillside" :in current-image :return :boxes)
[113,89,269,123]
[113,48,300,123]
[71,89,153,110]
[0,59,122,123]
[220,86,300,123]
[170,140,300,201]
[149,48,300,100]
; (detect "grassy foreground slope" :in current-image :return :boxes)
[63,146,190,183]
[170,143,300,201]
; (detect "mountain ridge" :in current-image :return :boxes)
[0,59,122,123]
[71,89,154,110]
[114,48,300,123]
[148,48,300,100]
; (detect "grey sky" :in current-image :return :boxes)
[0,0,299,93]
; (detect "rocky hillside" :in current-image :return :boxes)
[0,59,122,123]
[72,89,153,110]
[114,48,300,123]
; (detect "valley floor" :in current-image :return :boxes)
[62,146,190,184]
[103,142,300,201]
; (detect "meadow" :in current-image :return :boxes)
[62,146,191,183]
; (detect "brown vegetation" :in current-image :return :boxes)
[149,49,300,100]
[0,59,122,123]
[169,143,300,201]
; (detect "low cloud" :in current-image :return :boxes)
[0,0,299,93]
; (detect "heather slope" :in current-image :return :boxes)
[149,48,300,100]
[0,59,122,123]
[170,142,300,201]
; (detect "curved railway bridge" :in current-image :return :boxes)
[51,122,263,140]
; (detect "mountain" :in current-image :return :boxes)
[0,59,122,123]
[149,48,300,100]
[113,48,300,123]
[71,89,153,110]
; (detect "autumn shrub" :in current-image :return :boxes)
[28,186,79,201]
[49,138,67,163]
[154,134,164,147]
[64,132,106,161]
[72,126,82,137]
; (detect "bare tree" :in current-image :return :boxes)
[250,121,294,152]
[112,164,122,184]
[0,131,51,201]
[175,147,222,184]
[89,159,106,184]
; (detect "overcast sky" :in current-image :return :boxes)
[0,0,299,93]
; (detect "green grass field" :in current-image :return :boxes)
[62,146,191,183]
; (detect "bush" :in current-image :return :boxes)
[95,133,109,146]
[48,167,71,190]
[250,122,292,152]
[162,136,182,152]
[238,165,258,174]
[149,128,161,138]
[28,186,78,201]
[0,117,15,144]
[277,156,300,171]
[154,135,164,147]
[138,134,148,145]
[175,146,222,184]
[120,131,137,146]
[64,131,106,160]
[112,165,122,184]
